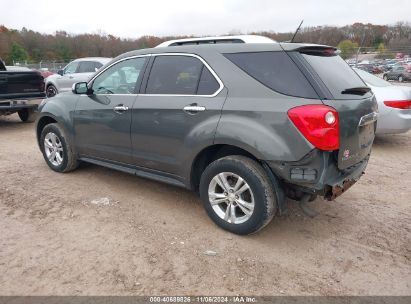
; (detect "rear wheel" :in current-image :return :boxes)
[46,84,58,98]
[18,108,36,123]
[383,74,388,81]
[398,75,404,82]
[199,155,277,235]
[40,123,78,172]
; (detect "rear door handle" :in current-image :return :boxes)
[113,104,129,113]
[183,105,206,114]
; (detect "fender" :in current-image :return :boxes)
[35,93,79,147]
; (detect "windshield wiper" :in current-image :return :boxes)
[341,87,371,95]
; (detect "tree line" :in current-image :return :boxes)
[1,22,410,64]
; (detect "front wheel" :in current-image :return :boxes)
[40,123,78,172]
[199,156,278,235]
[46,84,58,98]
[398,75,404,82]
[383,75,388,81]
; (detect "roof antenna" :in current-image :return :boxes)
[290,20,304,43]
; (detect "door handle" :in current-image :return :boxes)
[183,104,206,114]
[113,105,129,113]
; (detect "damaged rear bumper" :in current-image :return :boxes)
[267,149,369,200]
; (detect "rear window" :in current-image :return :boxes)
[301,53,369,99]
[224,51,318,99]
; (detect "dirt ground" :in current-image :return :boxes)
[0,113,410,296]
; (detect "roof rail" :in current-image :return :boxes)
[156,35,276,47]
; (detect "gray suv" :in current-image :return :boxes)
[36,42,378,234]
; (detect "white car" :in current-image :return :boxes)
[45,57,111,97]
[354,68,411,134]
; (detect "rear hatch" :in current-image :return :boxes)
[293,47,378,169]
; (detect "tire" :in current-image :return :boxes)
[18,108,36,123]
[46,84,58,98]
[383,75,388,81]
[40,123,78,173]
[398,75,404,82]
[199,155,277,235]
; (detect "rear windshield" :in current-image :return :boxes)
[301,53,370,99]
[224,51,319,99]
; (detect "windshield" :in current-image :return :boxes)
[354,68,391,87]
[302,53,370,100]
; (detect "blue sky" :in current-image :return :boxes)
[2,0,411,38]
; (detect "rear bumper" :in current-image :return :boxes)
[0,99,42,114]
[267,149,369,200]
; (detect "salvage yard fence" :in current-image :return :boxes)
[11,60,72,72]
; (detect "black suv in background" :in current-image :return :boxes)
[36,38,378,234]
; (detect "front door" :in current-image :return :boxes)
[74,56,148,164]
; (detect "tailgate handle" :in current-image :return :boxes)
[359,112,378,126]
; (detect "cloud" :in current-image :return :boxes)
[2,0,411,38]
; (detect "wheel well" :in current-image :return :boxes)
[36,116,57,144]
[190,144,258,191]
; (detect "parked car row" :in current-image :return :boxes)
[351,57,411,82]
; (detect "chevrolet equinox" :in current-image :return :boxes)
[36,40,378,234]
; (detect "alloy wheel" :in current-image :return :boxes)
[47,85,57,97]
[44,132,64,166]
[208,172,255,224]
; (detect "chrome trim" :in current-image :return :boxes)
[141,53,224,98]
[113,105,129,112]
[183,105,206,112]
[87,52,224,98]
[359,112,378,126]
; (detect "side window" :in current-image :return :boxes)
[63,62,79,74]
[224,52,318,99]
[91,57,147,94]
[77,61,97,73]
[145,55,204,95]
[93,61,103,71]
[197,67,220,95]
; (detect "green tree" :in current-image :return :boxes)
[377,42,385,55]
[337,39,359,59]
[7,42,28,64]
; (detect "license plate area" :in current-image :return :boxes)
[359,122,375,150]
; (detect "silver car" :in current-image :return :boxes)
[355,68,411,134]
[45,57,111,97]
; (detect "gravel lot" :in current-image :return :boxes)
[0,108,410,295]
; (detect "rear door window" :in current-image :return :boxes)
[301,52,370,100]
[224,51,318,99]
[197,67,220,95]
[145,55,220,95]
[77,61,97,73]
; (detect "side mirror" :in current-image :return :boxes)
[57,69,64,76]
[72,82,90,95]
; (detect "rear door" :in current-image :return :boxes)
[130,53,226,176]
[296,48,378,169]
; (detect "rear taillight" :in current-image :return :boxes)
[383,100,411,109]
[288,105,340,151]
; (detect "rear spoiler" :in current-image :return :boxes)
[297,46,339,57]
